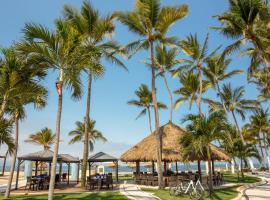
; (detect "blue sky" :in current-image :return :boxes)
[0,0,259,159]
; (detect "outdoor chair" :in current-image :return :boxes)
[104,175,113,189]
[55,174,60,186]
[62,173,67,182]
[25,176,36,190]
[86,176,98,190]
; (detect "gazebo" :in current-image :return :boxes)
[121,122,230,175]
[88,152,119,182]
[16,149,80,189]
[0,155,7,176]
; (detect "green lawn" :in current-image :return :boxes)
[223,173,261,183]
[0,192,128,200]
[141,187,239,200]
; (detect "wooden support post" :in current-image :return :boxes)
[136,161,140,174]
[152,161,155,174]
[212,159,215,175]
[59,161,62,182]
[175,162,178,174]
[15,160,21,190]
[116,161,119,182]
[67,163,70,185]
[164,161,167,175]
[198,160,202,181]
[88,162,91,177]
[77,163,80,184]
[35,161,38,176]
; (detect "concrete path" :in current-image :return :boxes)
[243,173,270,200]
[120,182,159,200]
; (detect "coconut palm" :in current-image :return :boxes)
[128,84,167,133]
[215,0,270,72]
[180,111,228,195]
[206,83,258,144]
[4,65,47,198]
[245,108,270,169]
[203,55,243,113]
[68,120,107,152]
[25,127,55,150]
[174,71,210,113]
[116,0,188,188]
[0,118,14,154]
[17,19,87,199]
[154,45,179,122]
[63,1,126,186]
[173,33,219,114]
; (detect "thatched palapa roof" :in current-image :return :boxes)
[120,122,230,162]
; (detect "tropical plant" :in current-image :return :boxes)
[173,33,219,114]
[63,1,126,187]
[68,120,107,152]
[154,45,179,122]
[0,118,14,155]
[128,84,167,133]
[180,111,228,195]
[174,71,210,112]
[25,127,55,150]
[16,19,88,199]
[3,52,47,198]
[203,54,243,113]
[116,0,188,188]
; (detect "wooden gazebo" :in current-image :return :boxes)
[16,149,80,189]
[88,152,119,182]
[121,122,230,175]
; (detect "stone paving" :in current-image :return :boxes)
[243,173,270,200]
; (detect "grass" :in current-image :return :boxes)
[0,192,128,200]
[141,186,239,200]
[223,173,261,183]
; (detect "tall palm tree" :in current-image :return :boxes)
[128,84,167,133]
[215,0,270,73]
[63,1,126,187]
[25,127,55,150]
[154,45,179,122]
[180,111,228,195]
[206,83,258,144]
[4,63,47,198]
[68,120,107,152]
[174,71,210,113]
[173,33,219,115]
[116,0,188,188]
[245,108,270,169]
[17,19,86,199]
[203,55,243,113]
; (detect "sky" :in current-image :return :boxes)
[0,0,259,160]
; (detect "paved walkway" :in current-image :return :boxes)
[120,182,159,200]
[243,173,270,200]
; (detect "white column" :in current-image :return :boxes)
[24,161,32,179]
[71,163,78,181]
[231,159,235,174]
[205,161,209,175]
[248,158,255,169]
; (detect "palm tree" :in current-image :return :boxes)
[128,84,167,133]
[0,118,14,176]
[63,1,126,187]
[4,62,47,198]
[245,108,270,169]
[116,0,188,188]
[180,111,228,195]
[203,54,243,113]
[174,71,210,113]
[68,120,107,152]
[173,33,219,115]
[215,0,270,73]
[206,83,258,144]
[17,19,86,199]
[154,45,179,122]
[25,127,55,150]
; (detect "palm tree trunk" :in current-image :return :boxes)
[4,117,19,199]
[48,78,63,200]
[162,75,173,122]
[150,40,163,188]
[81,72,92,187]
[0,94,8,119]
[207,146,213,196]
[231,110,245,144]
[216,82,228,114]
[263,132,270,172]
[2,150,8,176]
[198,67,203,116]
[147,107,153,133]
[258,132,265,167]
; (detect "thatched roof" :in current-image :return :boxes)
[18,150,80,163]
[88,152,118,162]
[120,122,230,162]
